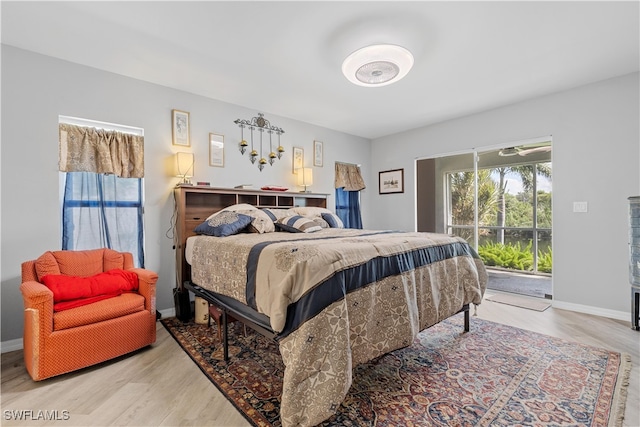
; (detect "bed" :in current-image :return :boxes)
[180,202,487,427]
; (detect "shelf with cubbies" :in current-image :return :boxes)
[174,185,328,289]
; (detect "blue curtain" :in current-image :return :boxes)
[62,172,145,267]
[335,187,363,229]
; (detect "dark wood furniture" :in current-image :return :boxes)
[630,196,640,330]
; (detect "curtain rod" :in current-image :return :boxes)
[335,161,362,167]
[59,115,144,136]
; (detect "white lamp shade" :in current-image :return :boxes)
[176,152,194,178]
[296,168,313,186]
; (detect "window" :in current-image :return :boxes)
[335,187,363,229]
[62,172,145,267]
[444,148,552,275]
[59,116,145,267]
[334,162,365,229]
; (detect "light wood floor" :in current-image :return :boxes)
[2,294,638,426]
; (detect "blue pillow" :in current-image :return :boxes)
[321,212,344,228]
[194,211,253,237]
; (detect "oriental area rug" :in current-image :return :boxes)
[161,315,630,427]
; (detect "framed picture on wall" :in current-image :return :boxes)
[379,169,404,194]
[313,140,323,167]
[172,109,190,147]
[209,133,224,167]
[293,146,304,173]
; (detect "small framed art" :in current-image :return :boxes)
[172,109,190,147]
[313,140,323,167]
[379,169,404,194]
[209,133,224,167]
[293,146,304,173]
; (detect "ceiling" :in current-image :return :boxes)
[2,1,638,140]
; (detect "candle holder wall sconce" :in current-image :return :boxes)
[233,113,285,171]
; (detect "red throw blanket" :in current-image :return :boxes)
[41,269,139,311]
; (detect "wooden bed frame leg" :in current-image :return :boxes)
[464,306,470,332]
[222,310,229,362]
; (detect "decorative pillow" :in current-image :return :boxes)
[238,209,276,233]
[262,208,290,222]
[41,269,139,303]
[321,212,345,228]
[313,217,331,229]
[220,204,275,233]
[220,203,258,212]
[194,211,253,237]
[276,215,323,233]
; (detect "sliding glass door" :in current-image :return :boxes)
[419,141,552,297]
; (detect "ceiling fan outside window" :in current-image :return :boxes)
[498,143,552,157]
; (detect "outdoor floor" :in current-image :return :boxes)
[486,268,552,299]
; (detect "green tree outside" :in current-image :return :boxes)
[448,162,552,273]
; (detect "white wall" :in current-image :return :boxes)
[0,46,372,343]
[3,45,637,345]
[370,72,640,319]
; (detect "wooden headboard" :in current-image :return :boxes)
[173,185,328,289]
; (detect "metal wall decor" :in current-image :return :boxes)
[234,112,285,171]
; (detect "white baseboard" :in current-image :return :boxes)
[552,300,630,322]
[1,338,23,354]
[158,307,175,319]
[1,308,178,354]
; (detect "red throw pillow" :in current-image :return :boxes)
[53,294,119,311]
[102,269,138,291]
[87,269,139,296]
[41,269,139,303]
[41,275,92,302]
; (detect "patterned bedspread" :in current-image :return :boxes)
[189,229,487,427]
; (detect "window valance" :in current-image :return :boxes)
[335,162,366,191]
[59,123,145,178]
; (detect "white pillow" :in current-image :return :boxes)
[221,203,258,212]
[287,206,332,218]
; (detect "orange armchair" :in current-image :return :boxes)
[20,248,157,381]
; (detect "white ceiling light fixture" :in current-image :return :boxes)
[342,44,414,87]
